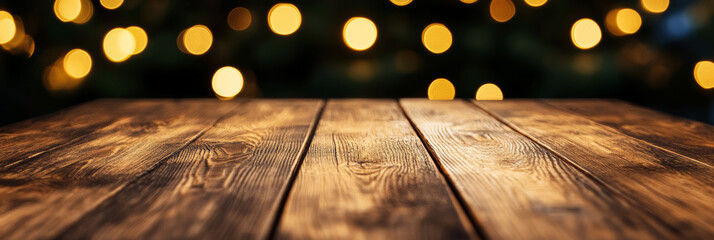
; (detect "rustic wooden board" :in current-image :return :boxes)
[0,99,168,171]
[474,100,714,239]
[56,99,323,239]
[0,99,237,240]
[275,99,475,240]
[401,99,671,239]
[546,99,714,166]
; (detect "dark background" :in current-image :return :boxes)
[1,0,713,125]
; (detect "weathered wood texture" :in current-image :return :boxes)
[275,99,474,240]
[0,99,237,240]
[474,100,714,239]
[546,99,714,166]
[401,99,671,239]
[0,99,168,171]
[57,99,323,239]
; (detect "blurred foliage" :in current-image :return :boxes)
[1,0,713,125]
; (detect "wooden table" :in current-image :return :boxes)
[1,99,712,240]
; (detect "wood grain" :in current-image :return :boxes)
[57,99,323,239]
[275,99,475,240]
[475,100,714,239]
[401,99,672,239]
[546,99,714,166]
[0,99,168,171]
[0,99,237,240]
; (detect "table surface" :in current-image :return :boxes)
[0,99,712,240]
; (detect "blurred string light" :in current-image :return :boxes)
[422,23,452,54]
[606,8,642,36]
[524,0,547,7]
[100,0,123,10]
[0,11,15,44]
[268,3,301,35]
[0,13,34,58]
[460,0,478,4]
[178,25,212,55]
[694,61,714,89]
[641,0,669,14]
[475,83,503,100]
[227,7,252,31]
[212,66,244,100]
[490,0,516,23]
[44,58,83,92]
[53,0,93,24]
[63,49,92,79]
[571,18,601,49]
[103,28,135,62]
[126,26,148,55]
[427,78,455,100]
[390,0,413,6]
[343,17,377,51]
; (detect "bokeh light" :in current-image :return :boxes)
[44,59,83,92]
[212,66,244,100]
[182,25,213,55]
[641,0,669,14]
[54,0,82,22]
[390,0,413,6]
[348,59,376,81]
[71,0,93,24]
[0,11,15,44]
[617,9,642,35]
[126,26,148,55]
[571,18,601,50]
[103,28,135,62]
[268,3,301,36]
[422,23,452,54]
[475,83,504,100]
[428,78,455,100]
[490,0,516,23]
[100,0,123,10]
[460,0,478,4]
[343,17,378,51]
[227,7,252,31]
[63,49,92,79]
[524,0,547,7]
[0,15,34,58]
[694,61,714,89]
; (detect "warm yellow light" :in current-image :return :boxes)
[490,0,516,22]
[343,17,377,51]
[268,3,301,35]
[461,0,478,4]
[63,49,92,79]
[390,0,413,6]
[571,18,601,50]
[616,9,642,34]
[71,0,93,24]
[227,7,252,31]
[183,25,213,55]
[126,26,148,55]
[212,66,244,99]
[641,0,669,13]
[100,0,123,10]
[475,83,503,100]
[54,0,82,22]
[428,78,455,100]
[44,59,83,92]
[103,28,135,62]
[422,23,452,54]
[0,11,15,44]
[524,0,547,7]
[694,61,714,89]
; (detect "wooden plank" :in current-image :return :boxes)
[546,99,714,166]
[0,99,169,170]
[401,99,672,239]
[474,100,714,239]
[275,99,475,240]
[57,99,323,239]
[0,99,237,240]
